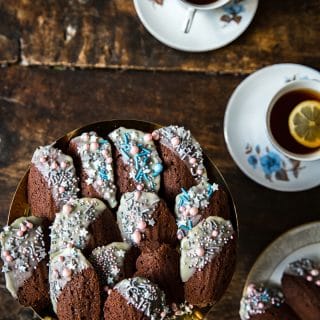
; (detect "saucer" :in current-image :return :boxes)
[224,63,320,192]
[242,221,320,305]
[133,0,258,52]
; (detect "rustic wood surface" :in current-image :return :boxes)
[1,67,320,319]
[0,0,319,73]
[0,0,320,319]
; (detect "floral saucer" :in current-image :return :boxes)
[133,0,258,52]
[224,63,320,192]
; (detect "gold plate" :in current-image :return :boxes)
[8,120,238,319]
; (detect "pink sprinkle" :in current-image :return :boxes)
[197,168,204,175]
[179,206,185,213]
[137,220,147,231]
[62,268,72,278]
[5,255,13,262]
[106,157,113,164]
[3,250,10,257]
[58,256,65,262]
[82,133,89,142]
[17,230,24,237]
[58,186,65,193]
[247,284,255,294]
[108,289,112,295]
[183,210,189,217]
[134,191,141,200]
[101,149,108,157]
[90,142,99,151]
[132,230,142,244]
[136,184,144,191]
[171,136,180,147]
[258,302,264,309]
[144,133,153,142]
[177,233,183,240]
[212,230,219,238]
[189,207,199,216]
[171,303,178,312]
[196,247,205,257]
[60,161,68,169]
[152,131,160,140]
[20,224,27,232]
[51,161,58,170]
[130,145,139,155]
[26,221,33,229]
[97,179,104,186]
[306,275,313,282]
[310,269,319,277]
[189,157,197,165]
[316,280,320,286]
[40,156,47,163]
[62,204,73,214]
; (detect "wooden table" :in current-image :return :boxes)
[0,1,319,319]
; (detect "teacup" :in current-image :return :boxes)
[266,79,320,161]
[179,0,231,33]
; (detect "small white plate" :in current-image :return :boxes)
[133,0,258,52]
[243,221,320,292]
[224,63,320,192]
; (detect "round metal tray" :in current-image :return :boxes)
[8,120,238,320]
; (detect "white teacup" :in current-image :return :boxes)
[179,0,231,33]
[266,79,320,161]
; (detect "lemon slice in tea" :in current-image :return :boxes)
[288,100,320,148]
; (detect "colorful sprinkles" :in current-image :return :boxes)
[109,127,163,192]
[49,247,90,312]
[32,145,79,209]
[0,217,47,298]
[70,132,117,208]
[114,277,169,320]
[175,181,219,239]
[117,191,160,246]
[89,242,130,291]
[50,197,106,254]
[180,216,234,282]
[239,284,284,319]
[287,258,320,286]
[154,126,207,183]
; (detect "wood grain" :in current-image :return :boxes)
[0,66,319,319]
[0,0,319,73]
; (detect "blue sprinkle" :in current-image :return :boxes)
[187,219,193,230]
[142,147,151,154]
[99,168,109,181]
[181,188,190,200]
[152,163,163,177]
[99,138,108,144]
[179,225,189,231]
[207,184,214,197]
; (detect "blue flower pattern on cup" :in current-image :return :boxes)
[245,144,305,182]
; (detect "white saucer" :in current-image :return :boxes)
[224,63,320,192]
[133,0,258,52]
[242,221,320,296]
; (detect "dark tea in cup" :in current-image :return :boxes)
[266,80,320,161]
[270,89,320,154]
